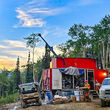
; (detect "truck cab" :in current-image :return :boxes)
[99,78,110,107]
[19,82,41,108]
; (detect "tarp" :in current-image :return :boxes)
[78,69,84,75]
[59,66,80,76]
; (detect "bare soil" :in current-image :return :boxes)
[1,99,110,110]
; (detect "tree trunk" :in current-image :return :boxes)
[101,41,105,69]
[82,45,86,58]
[33,47,35,82]
[105,42,109,69]
[0,86,2,97]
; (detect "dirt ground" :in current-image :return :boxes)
[18,99,110,110]
[1,99,110,110]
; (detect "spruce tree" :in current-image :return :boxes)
[26,52,33,83]
[14,57,21,90]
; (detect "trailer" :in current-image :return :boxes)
[42,58,108,95]
[36,33,108,96]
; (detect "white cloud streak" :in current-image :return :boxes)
[27,7,65,16]
[15,9,45,27]
[4,40,26,48]
[27,0,47,6]
[15,0,66,28]
[0,45,8,49]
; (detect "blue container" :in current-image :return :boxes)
[67,92,74,99]
[67,92,74,96]
[62,91,74,99]
[46,91,53,101]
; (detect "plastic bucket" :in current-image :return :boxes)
[74,90,80,95]
[74,90,84,101]
[74,90,80,101]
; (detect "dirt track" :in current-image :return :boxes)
[3,99,109,110]
[18,100,110,110]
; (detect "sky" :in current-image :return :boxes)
[0,0,110,70]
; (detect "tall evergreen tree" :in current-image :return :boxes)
[0,69,9,97]
[14,57,21,90]
[26,52,33,83]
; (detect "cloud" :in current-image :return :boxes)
[0,45,8,49]
[27,8,50,14]
[15,0,66,28]
[0,39,62,70]
[27,0,47,6]
[4,40,26,48]
[0,40,41,70]
[0,40,27,70]
[0,40,45,60]
[0,59,16,70]
[27,7,65,16]
[14,9,45,27]
[53,46,62,55]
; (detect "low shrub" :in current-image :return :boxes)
[0,92,19,106]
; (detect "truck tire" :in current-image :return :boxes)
[101,99,106,107]
[21,100,27,108]
[36,100,41,106]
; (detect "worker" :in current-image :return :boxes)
[84,80,90,89]
[84,80,91,102]
[41,90,45,101]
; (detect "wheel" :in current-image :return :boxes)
[36,99,42,106]
[101,99,106,107]
[21,100,27,108]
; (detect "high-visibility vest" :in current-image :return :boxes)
[85,83,90,89]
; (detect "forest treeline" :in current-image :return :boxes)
[59,15,110,70]
[0,14,110,105]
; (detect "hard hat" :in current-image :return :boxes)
[84,80,87,83]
